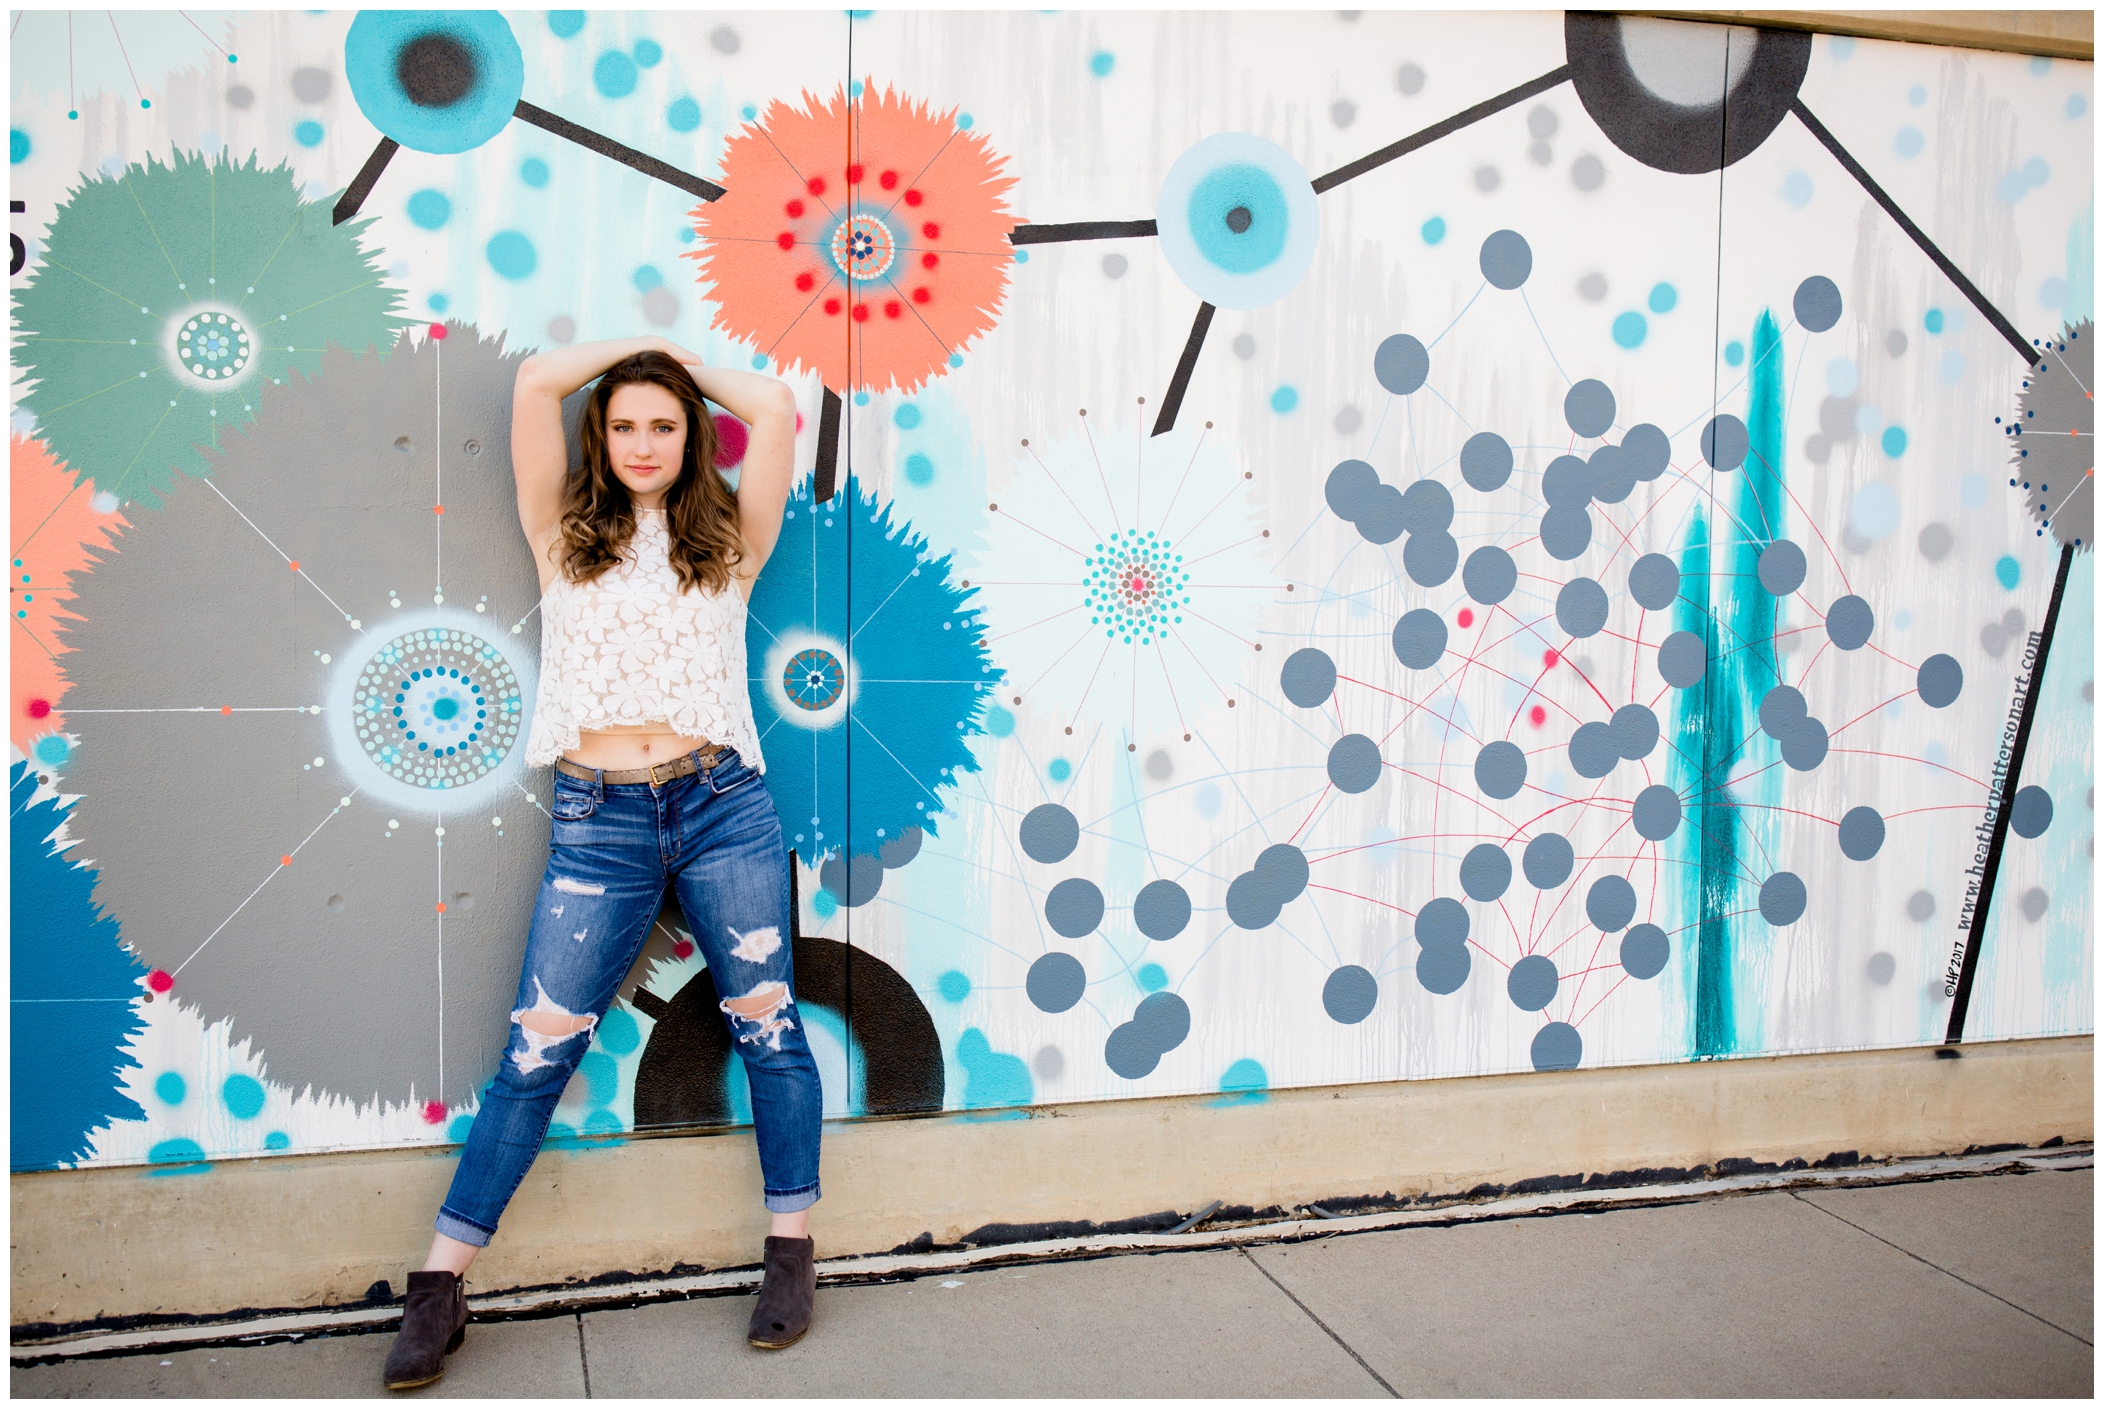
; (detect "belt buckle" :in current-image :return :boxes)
[647,758,677,789]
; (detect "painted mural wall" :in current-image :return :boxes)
[10,10,2093,1173]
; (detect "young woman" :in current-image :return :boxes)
[383,338,819,1390]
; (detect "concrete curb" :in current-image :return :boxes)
[14,1142,2088,1363]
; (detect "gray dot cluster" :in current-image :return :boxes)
[1757,684,1830,773]
[1534,411,1669,562]
[1106,990,1191,1078]
[1226,843,1310,929]
[1414,896,1471,995]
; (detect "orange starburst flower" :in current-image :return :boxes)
[686,82,1020,396]
[11,434,126,759]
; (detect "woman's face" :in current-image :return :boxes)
[604,382,689,508]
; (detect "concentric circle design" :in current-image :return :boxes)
[344,10,524,155]
[1085,529,1189,646]
[829,213,897,282]
[351,627,521,788]
[176,312,251,382]
[1156,133,1320,309]
[1565,13,1810,175]
[783,646,846,711]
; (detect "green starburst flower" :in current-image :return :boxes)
[12,149,409,508]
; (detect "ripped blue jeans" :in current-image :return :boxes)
[434,749,821,1248]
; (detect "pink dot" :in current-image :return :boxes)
[1543,649,1560,668]
[147,969,174,993]
[712,412,749,470]
[1529,705,1547,727]
[422,1100,446,1125]
[1456,608,1474,629]
[428,323,448,340]
[795,412,805,434]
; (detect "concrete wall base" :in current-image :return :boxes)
[12,1035,2091,1332]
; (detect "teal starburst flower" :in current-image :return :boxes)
[12,149,409,508]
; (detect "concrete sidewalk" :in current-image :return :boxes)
[14,1164,2092,1398]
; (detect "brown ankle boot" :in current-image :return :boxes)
[382,1270,469,1390]
[747,1236,816,1349]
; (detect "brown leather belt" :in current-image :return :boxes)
[555,744,727,788]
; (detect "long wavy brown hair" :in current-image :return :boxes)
[558,351,739,593]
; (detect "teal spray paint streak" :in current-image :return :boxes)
[1674,311,1788,1058]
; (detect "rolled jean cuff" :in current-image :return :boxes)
[764,1181,820,1214]
[435,1207,497,1248]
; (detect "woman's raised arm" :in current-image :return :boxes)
[510,335,668,548]
[675,359,798,579]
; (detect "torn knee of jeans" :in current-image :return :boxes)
[510,978,597,1073]
[720,981,796,1051]
[728,925,782,963]
[552,876,606,896]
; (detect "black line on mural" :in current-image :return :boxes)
[1311,64,1572,194]
[331,137,399,227]
[1790,99,2031,362]
[1151,302,1216,438]
[1945,541,2076,1042]
[9,199,24,277]
[814,386,843,503]
[1009,219,1160,245]
[511,100,727,202]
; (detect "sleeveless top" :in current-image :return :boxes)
[524,509,766,772]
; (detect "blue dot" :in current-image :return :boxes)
[1612,311,1647,348]
[1270,385,1299,413]
[677,225,695,244]
[1421,215,1446,245]
[520,157,550,188]
[633,38,662,67]
[854,390,870,406]
[427,292,449,312]
[9,129,28,164]
[486,231,538,280]
[948,352,964,367]
[1831,35,1855,59]
[1090,51,1115,77]
[633,264,663,292]
[956,112,974,130]
[983,703,1015,738]
[1782,171,1814,207]
[576,1052,617,1105]
[741,103,758,122]
[597,1006,639,1055]
[293,119,325,148]
[1647,282,1677,313]
[1908,84,1927,105]
[811,887,838,920]
[1015,249,1029,263]
[405,188,451,229]
[548,10,585,38]
[1137,963,1168,993]
[750,352,767,369]
[667,97,701,132]
[2069,94,2088,119]
[904,452,935,485]
[1895,126,1924,158]
[894,403,922,429]
[1219,1058,1267,1094]
[155,1072,187,1105]
[849,80,864,99]
[1998,169,2031,202]
[1881,425,1908,457]
[222,1074,266,1119]
[937,970,971,1002]
[2023,156,2050,186]
[1724,340,1745,366]
[594,51,638,99]
[149,1138,206,1165]
[1940,350,1966,384]
[265,1131,291,1150]
[2029,55,2052,75]
[1995,555,2021,590]
[32,734,69,765]
[1047,757,1072,783]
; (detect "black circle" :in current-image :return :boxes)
[1225,205,1253,234]
[1565,14,1811,175]
[397,31,479,109]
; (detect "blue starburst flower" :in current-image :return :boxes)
[11,150,409,507]
[747,476,1000,860]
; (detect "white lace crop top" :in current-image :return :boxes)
[524,509,766,771]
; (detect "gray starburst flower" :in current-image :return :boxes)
[2012,319,2093,551]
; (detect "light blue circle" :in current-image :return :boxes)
[1997,170,2030,202]
[811,888,838,920]
[597,1006,639,1054]
[344,11,526,156]
[1881,425,1908,457]
[849,80,864,99]
[854,390,870,406]
[2023,156,2050,185]
[1895,126,1924,158]
[1724,340,1745,366]
[405,188,451,230]
[548,11,585,38]
[486,230,537,279]
[266,1130,293,1150]
[1137,963,1169,993]
[155,1071,187,1105]
[1995,555,2020,590]
[1270,385,1299,413]
[1612,311,1647,348]
[904,452,935,485]
[949,352,965,367]
[957,113,974,130]
[667,97,700,133]
[1047,757,1071,783]
[1825,357,1859,396]
[1908,84,1927,106]
[427,293,449,312]
[1090,51,1114,77]
[983,703,1015,737]
[222,1074,266,1119]
[1221,1058,1268,1093]
[1156,133,1320,309]
[2028,55,2051,75]
[1830,35,1856,59]
[150,1138,207,1164]
[633,264,663,292]
[937,970,971,1002]
[1849,481,1900,539]
[633,38,662,68]
[1015,249,1028,263]
[894,403,922,429]
[1782,170,1814,207]
[1924,308,1945,333]
[741,103,758,121]
[2041,277,2069,308]
[2069,94,2088,119]
[520,157,550,187]
[294,120,325,148]
[595,50,638,98]
[1421,216,1446,245]
[576,1051,617,1105]
[9,128,28,164]
[33,734,70,765]
[1647,282,1677,313]
[750,353,767,369]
